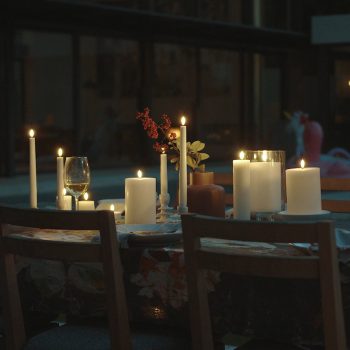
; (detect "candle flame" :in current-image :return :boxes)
[300,159,305,169]
[137,170,142,178]
[161,147,165,154]
[29,129,35,138]
[253,153,257,160]
[110,204,115,211]
[181,116,186,126]
[63,188,66,196]
[57,148,63,157]
[239,151,245,160]
[262,150,268,162]
[84,192,89,200]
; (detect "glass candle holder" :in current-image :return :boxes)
[243,150,286,219]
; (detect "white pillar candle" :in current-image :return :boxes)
[56,147,64,210]
[250,151,281,213]
[160,151,168,196]
[233,151,251,220]
[28,129,37,208]
[125,170,156,224]
[78,192,95,211]
[178,116,188,212]
[286,159,321,214]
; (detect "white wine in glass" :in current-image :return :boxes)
[64,157,90,210]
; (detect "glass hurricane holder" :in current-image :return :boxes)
[243,150,286,221]
[64,157,90,211]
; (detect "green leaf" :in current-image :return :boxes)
[199,153,210,160]
[191,140,205,152]
[187,156,197,170]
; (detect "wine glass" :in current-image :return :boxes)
[64,157,90,210]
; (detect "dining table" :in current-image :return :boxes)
[9,210,350,348]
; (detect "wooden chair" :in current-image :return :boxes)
[181,213,347,350]
[0,207,190,350]
[321,177,350,212]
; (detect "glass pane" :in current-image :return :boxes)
[153,43,196,130]
[80,36,140,166]
[258,55,282,149]
[14,30,73,173]
[199,49,241,160]
[335,59,350,125]
[200,0,243,23]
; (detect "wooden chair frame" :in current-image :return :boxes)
[0,206,132,350]
[321,178,350,212]
[181,213,347,350]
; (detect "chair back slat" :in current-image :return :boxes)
[0,206,132,350]
[0,207,102,230]
[321,178,350,212]
[197,249,319,279]
[182,213,347,350]
[187,214,323,244]
[1,237,101,262]
[321,178,350,191]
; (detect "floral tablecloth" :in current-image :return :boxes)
[10,219,350,347]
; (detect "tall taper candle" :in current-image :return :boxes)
[29,129,37,208]
[233,151,251,220]
[57,147,64,209]
[178,116,188,212]
[160,150,168,196]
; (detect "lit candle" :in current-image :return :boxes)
[28,129,37,208]
[233,151,251,220]
[178,116,188,213]
[110,204,122,221]
[160,148,168,197]
[56,147,64,210]
[286,159,322,214]
[63,189,72,210]
[125,170,156,224]
[78,192,95,211]
[250,150,281,213]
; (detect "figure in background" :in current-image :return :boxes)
[286,112,350,177]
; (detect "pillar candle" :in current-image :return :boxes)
[233,151,251,220]
[28,129,37,208]
[78,192,95,211]
[56,148,64,210]
[178,116,188,212]
[125,170,156,224]
[286,159,321,214]
[160,151,168,196]
[250,151,281,213]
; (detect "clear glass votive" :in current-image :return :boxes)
[243,150,286,220]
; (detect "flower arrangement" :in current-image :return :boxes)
[136,107,209,172]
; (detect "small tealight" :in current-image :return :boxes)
[63,189,72,210]
[78,192,95,211]
[110,204,122,221]
[56,188,72,210]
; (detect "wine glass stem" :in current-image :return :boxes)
[74,196,79,211]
